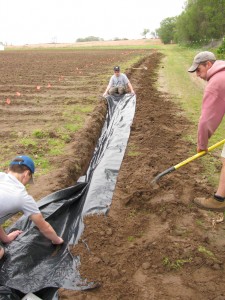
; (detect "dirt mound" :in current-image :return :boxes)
[59,52,225,300]
[31,100,107,198]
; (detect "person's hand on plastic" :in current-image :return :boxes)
[52,237,64,245]
[7,230,23,242]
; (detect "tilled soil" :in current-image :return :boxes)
[60,52,225,300]
[0,49,148,198]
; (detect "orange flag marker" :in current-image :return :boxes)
[6,98,11,105]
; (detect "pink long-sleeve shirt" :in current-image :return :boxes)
[198,60,225,149]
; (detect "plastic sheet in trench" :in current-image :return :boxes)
[0,93,136,300]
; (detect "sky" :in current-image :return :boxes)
[0,0,186,45]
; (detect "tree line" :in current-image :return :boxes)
[156,0,225,45]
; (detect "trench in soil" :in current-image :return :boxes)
[59,52,225,300]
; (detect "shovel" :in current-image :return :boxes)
[151,139,225,184]
[131,66,148,70]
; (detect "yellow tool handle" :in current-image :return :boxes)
[152,139,225,184]
[174,139,225,170]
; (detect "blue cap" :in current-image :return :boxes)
[10,155,35,173]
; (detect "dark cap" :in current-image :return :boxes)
[114,66,120,71]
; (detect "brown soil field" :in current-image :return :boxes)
[1,47,225,300]
[0,48,149,198]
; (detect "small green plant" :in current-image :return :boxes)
[48,139,65,155]
[127,143,141,157]
[60,133,71,143]
[20,138,37,148]
[128,151,141,157]
[76,105,93,113]
[72,115,83,122]
[196,219,204,227]
[34,157,50,174]
[198,245,215,259]
[65,123,81,132]
[128,236,135,242]
[128,209,137,218]
[163,256,192,270]
[49,148,62,155]
[32,129,45,139]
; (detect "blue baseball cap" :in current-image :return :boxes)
[10,155,35,183]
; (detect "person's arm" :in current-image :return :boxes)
[30,213,63,244]
[198,87,225,150]
[127,81,135,94]
[103,83,111,97]
[103,76,114,97]
[0,225,22,243]
[123,74,135,94]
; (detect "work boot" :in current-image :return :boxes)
[193,194,225,212]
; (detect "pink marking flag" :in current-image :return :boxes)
[6,98,11,105]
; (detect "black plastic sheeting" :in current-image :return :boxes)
[0,93,136,300]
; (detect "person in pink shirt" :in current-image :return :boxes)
[188,51,225,211]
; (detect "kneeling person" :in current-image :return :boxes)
[0,155,63,259]
[103,66,135,97]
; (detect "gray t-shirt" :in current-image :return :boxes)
[109,73,130,87]
[0,172,40,225]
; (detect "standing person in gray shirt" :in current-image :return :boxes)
[103,66,135,97]
[0,155,64,259]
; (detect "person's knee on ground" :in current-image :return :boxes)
[109,87,118,95]
[118,86,126,95]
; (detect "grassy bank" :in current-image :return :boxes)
[157,44,224,187]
